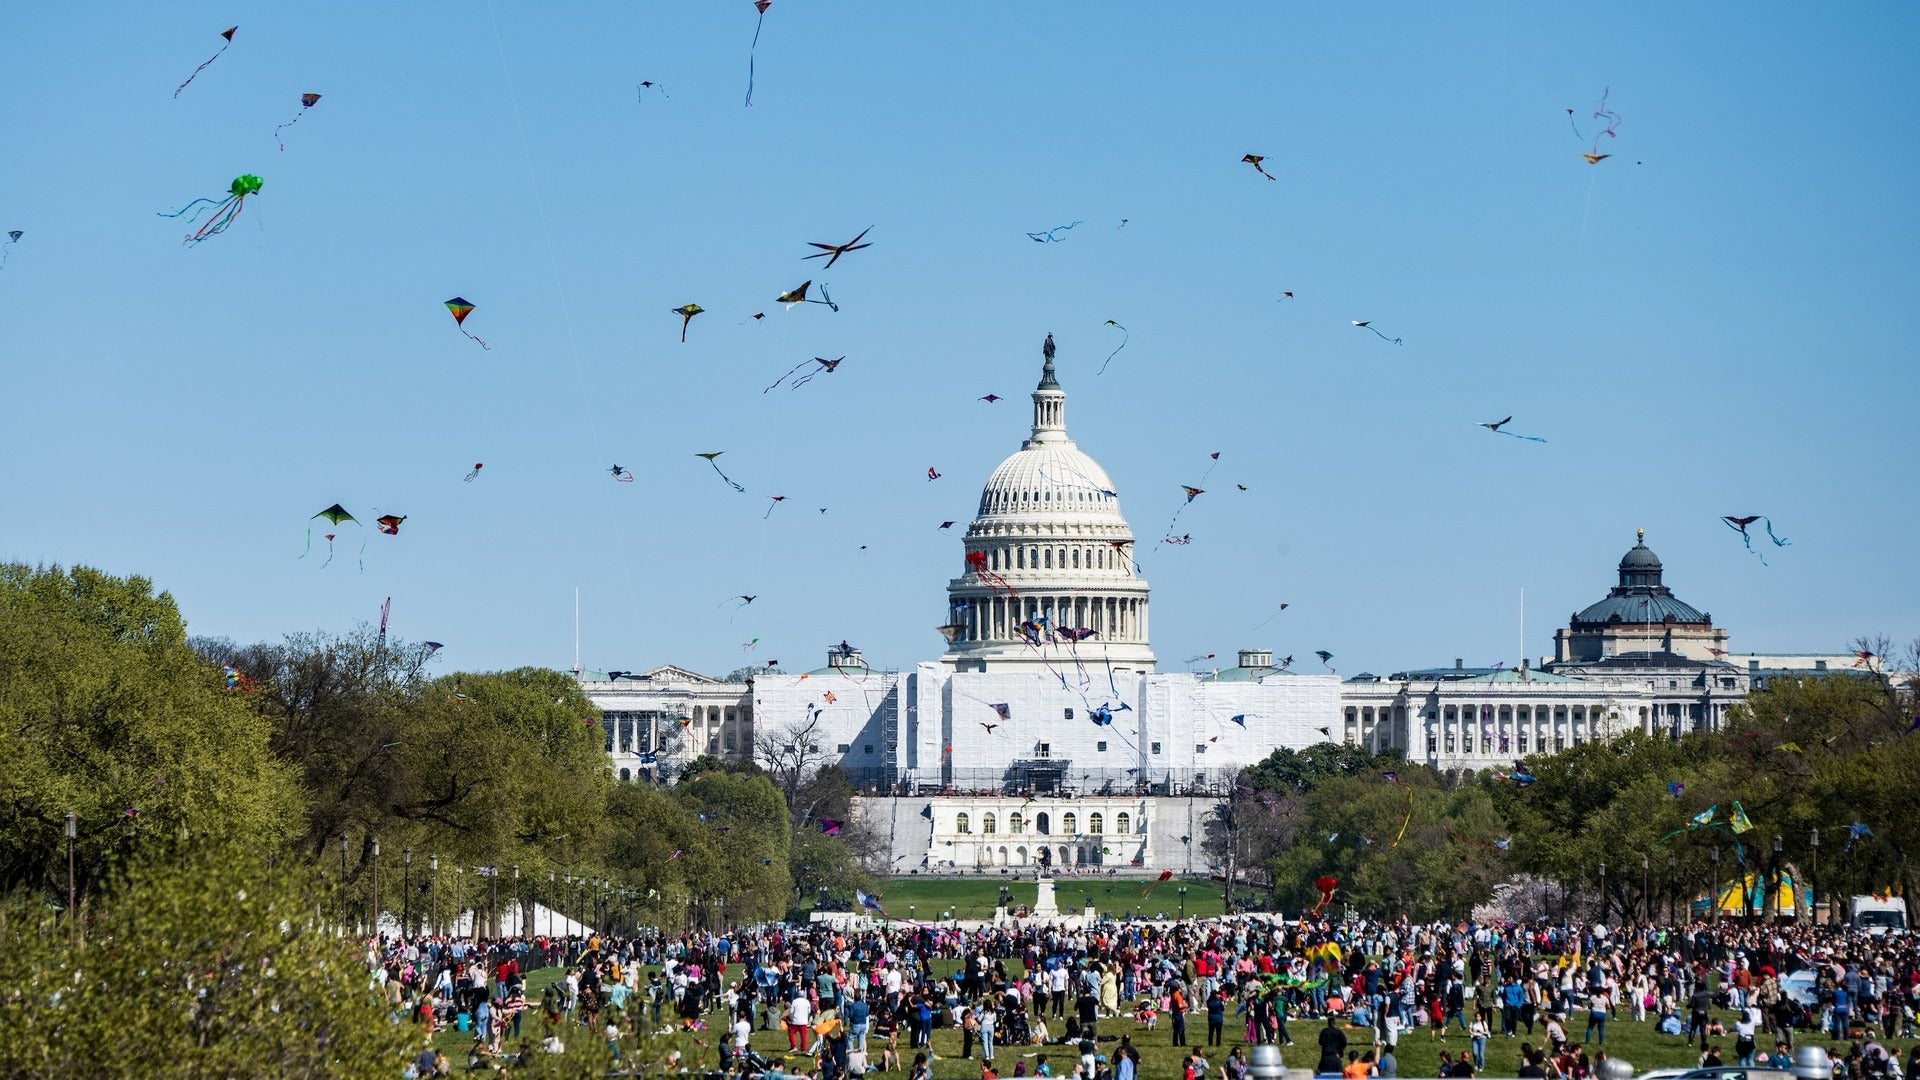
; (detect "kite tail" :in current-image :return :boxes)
[745,9,766,106]
[183,196,244,246]
[273,113,304,151]
[1765,519,1790,547]
[1097,328,1128,376]
[173,44,230,99]
[158,196,223,221]
[1387,784,1413,849]
[298,526,312,560]
[461,328,492,350]
[357,530,367,572]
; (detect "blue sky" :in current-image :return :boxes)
[3,3,1915,678]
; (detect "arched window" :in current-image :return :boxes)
[619,768,631,782]
[1010,813,1026,834]
[1044,549,1053,569]
[1089,813,1105,835]
[1116,812,1131,834]
[956,812,971,834]
[982,812,997,834]
[1062,812,1078,834]
[1036,812,1051,835]
[1058,548,1067,569]
[1072,549,1080,569]
[1016,548,1025,569]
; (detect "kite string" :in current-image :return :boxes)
[484,0,649,644]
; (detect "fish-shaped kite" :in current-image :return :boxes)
[174,26,236,98]
[443,298,490,350]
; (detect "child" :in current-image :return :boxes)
[881,1030,901,1074]
[1136,1000,1158,1030]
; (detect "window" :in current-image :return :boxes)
[1195,743,1208,754]
[1518,730,1530,752]
[724,733,736,751]
[1116,812,1132,834]
[1036,742,1051,758]
[1151,742,1162,755]
[982,813,997,835]
[1427,733,1438,754]
[619,768,631,782]
[1089,813,1105,834]
[837,743,852,753]
[1063,812,1078,834]
[863,745,874,754]
[1064,708,1074,719]
[1010,813,1026,834]
[1096,741,1108,752]
[956,813,971,834]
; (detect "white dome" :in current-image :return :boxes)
[975,444,1129,525]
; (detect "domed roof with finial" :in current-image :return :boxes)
[1571,529,1709,626]
[971,334,1132,529]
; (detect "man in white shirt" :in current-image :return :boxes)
[789,992,814,1052]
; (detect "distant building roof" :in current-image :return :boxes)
[1569,530,1711,628]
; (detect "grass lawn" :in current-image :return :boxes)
[866,878,1228,922]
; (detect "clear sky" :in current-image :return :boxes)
[3,3,1916,678]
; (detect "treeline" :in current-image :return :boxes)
[1215,665,1919,923]
[0,563,871,934]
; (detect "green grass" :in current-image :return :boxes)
[868,878,1228,922]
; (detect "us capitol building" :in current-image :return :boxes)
[578,339,1855,873]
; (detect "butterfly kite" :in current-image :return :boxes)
[1098,320,1128,375]
[672,303,703,342]
[174,26,236,98]
[765,355,843,392]
[160,174,261,246]
[1479,416,1547,443]
[744,0,772,106]
[375,514,405,535]
[300,503,363,570]
[274,93,322,150]
[1352,320,1402,345]
[804,226,873,269]
[1026,221,1082,243]
[443,298,490,350]
[1722,516,1789,563]
[777,280,837,312]
[1241,154,1277,181]
[0,230,21,270]
[696,452,746,492]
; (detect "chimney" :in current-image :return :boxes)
[1454,658,1463,670]
[1519,657,1530,680]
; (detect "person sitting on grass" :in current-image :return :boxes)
[1135,1000,1157,1030]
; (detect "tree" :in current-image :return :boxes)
[0,564,302,906]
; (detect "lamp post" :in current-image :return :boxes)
[338,833,350,933]
[1179,885,1188,921]
[430,854,440,937]
[1809,828,1821,925]
[402,849,412,936]
[371,836,381,938]
[65,812,78,945]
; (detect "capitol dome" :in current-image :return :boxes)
[941,336,1155,672]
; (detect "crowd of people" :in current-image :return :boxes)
[381,909,1920,1080]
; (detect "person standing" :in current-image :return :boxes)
[1170,982,1190,1048]
[1206,987,1226,1047]
[1585,987,1609,1045]
[1468,1014,1489,1070]
[1316,1014,1348,1076]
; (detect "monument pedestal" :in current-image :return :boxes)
[1032,873,1060,919]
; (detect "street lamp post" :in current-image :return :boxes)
[65,812,78,945]
[371,836,381,939]
[402,849,412,936]
[1179,885,1188,921]
[1809,828,1821,925]
[429,854,440,937]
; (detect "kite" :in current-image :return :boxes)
[1158,484,1207,545]
[980,721,999,734]
[777,280,838,311]
[1351,320,1402,345]
[423,642,444,655]
[855,888,889,918]
[609,465,635,483]
[671,303,704,341]
[764,495,787,518]
[375,514,406,535]
[1729,802,1754,834]
[636,80,668,100]
[1582,153,1611,165]
[173,26,236,98]
[1666,781,1685,798]
[1723,515,1789,563]
[695,452,746,492]
[964,550,1017,597]
[442,298,490,350]
[1141,869,1174,897]
[1384,770,1415,848]
[927,467,941,481]
[937,521,955,530]
[979,394,1001,403]
[160,174,261,246]
[1479,416,1548,443]
[989,703,1012,721]
[1315,650,1333,666]
[0,230,20,270]
[1241,154,1277,181]
[1312,876,1338,914]
[1026,221,1083,243]
[744,0,772,106]
[764,354,843,392]
[464,463,484,482]
[1505,765,1538,787]
[1574,87,1623,163]
[1279,291,1294,300]
[1184,654,1216,664]
[1844,822,1873,852]
[299,503,364,570]
[804,226,873,269]
[1229,714,1246,727]
[273,93,322,150]
[1098,320,1128,375]
[817,818,843,836]
[742,637,759,651]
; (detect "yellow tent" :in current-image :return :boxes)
[1692,871,1811,915]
